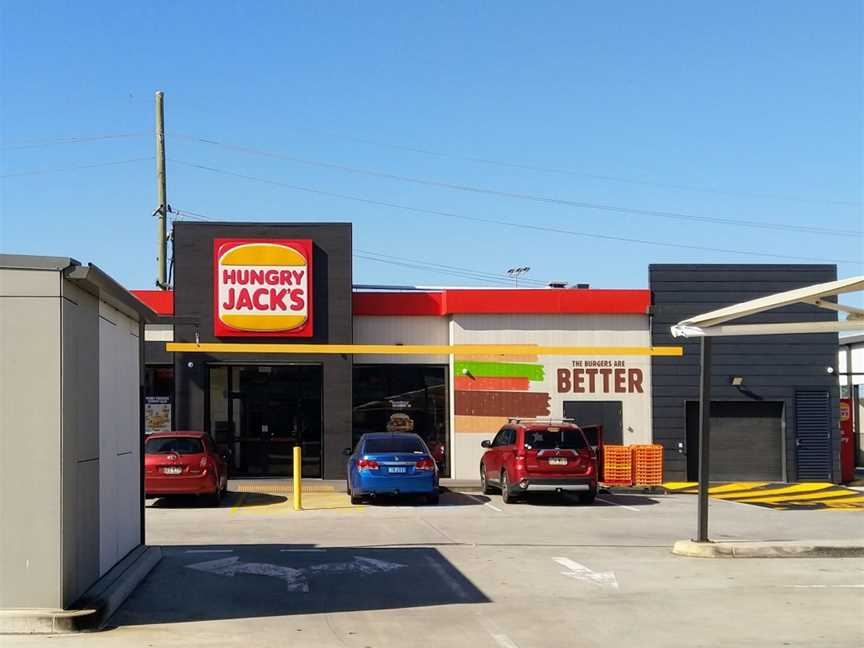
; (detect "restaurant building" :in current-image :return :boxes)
[133,222,842,482]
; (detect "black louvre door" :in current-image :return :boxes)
[795,391,832,481]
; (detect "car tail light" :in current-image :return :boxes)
[415,458,435,471]
[188,456,209,475]
[357,459,379,471]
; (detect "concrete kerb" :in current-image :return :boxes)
[672,539,864,559]
[0,545,162,634]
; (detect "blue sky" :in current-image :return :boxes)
[1,1,861,291]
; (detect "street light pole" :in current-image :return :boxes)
[506,266,530,287]
[696,336,713,542]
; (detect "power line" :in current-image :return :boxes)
[0,132,147,150]
[172,208,547,286]
[170,133,861,238]
[255,126,861,208]
[354,253,526,286]
[355,249,548,286]
[0,156,153,178]
[169,159,864,266]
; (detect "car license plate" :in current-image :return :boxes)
[548,457,568,466]
[162,466,182,475]
[388,467,407,473]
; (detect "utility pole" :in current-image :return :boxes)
[155,91,168,289]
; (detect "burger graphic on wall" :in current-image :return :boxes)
[214,239,313,337]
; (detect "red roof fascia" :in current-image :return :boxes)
[354,289,650,316]
[134,288,650,318]
[131,289,174,316]
[352,291,445,316]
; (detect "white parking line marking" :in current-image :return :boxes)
[491,633,521,648]
[597,497,640,512]
[464,494,503,512]
[185,549,234,553]
[423,555,470,601]
[554,557,619,589]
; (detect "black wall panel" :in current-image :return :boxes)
[649,264,840,482]
[171,222,353,479]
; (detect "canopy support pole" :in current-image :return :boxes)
[696,336,713,543]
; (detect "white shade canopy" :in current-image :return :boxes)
[671,275,864,338]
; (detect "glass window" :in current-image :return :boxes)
[144,365,173,397]
[209,367,230,444]
[492,428,509,447]
[144,365,174,433]
[523,428,588,450]
[145,437,204,454]
[209,365,323,478]
[363,436,427,454]
[352,365,449,475]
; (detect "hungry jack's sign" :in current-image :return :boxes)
[214,239,313,337]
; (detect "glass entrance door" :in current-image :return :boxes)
[209,365,322,477]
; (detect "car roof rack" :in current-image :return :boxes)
[507,417,578,425]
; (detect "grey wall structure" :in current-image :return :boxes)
[0,256,153,611]
[171,222,353,479]
[650,264,840,482]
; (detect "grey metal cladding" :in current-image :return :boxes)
[648,264,840,481]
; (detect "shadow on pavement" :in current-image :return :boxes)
[147,491,288,509]
[502,493,659,507]
[365,491,489,507]
[106,544,490,628]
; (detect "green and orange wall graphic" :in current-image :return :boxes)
[454,356,550,432]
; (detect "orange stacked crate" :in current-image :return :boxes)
[601,445,632,486]
[631,444,664,486]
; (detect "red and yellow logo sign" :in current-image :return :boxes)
[214,239,313,337]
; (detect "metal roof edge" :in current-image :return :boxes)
[65,263,158,322]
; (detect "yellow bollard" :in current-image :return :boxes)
[293,446,302,510]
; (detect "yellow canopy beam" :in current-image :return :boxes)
[166,342,683,356]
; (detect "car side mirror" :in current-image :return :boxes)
[342,447,353,456]
[481,440,492,448]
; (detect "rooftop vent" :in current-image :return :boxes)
[548,281,568,288]
[575,283,590,289]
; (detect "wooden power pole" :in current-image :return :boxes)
[155,91,168,289]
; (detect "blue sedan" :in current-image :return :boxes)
[345,433,440,505]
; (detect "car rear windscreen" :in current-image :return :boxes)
[145,437,204,454]
[523,429,587,450]
[364,436,426,454]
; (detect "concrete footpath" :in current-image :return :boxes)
[673,539,864,559]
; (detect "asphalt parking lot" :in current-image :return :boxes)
[12,488,864,648]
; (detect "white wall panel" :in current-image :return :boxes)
[354,316,448,363]
[450,313,653,479]
[98,302,140,575]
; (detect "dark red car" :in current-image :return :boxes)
[145,431,229,505]
[479,420,598,504]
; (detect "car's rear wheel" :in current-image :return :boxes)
[501,470,516,504]
[578,489,597,505]
[208,485,223,507]
[480,463,496,494]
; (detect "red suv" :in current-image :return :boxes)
[479,420,598,504]
[145,432,229,506]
